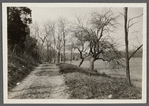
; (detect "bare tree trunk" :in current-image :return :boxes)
[49,52,52,63]
[79,58,84,67]
[60,54,63,62]
[90,57,94,70]
[47,44,49,62]
[57,51,60,63]
[63,46,65,63]
[63,35,66,63]
[70,48,72,62]
[53,45,56,63]
[53,54,56,63]
[124,7,131,85]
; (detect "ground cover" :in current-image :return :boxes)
[57,63,142,99]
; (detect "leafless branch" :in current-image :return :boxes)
[128,14,143,28]
[128,21,139,28]
[128,44,143,60]
[128,14,143,24]
[119,12,125,17]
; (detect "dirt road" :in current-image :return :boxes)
[8,64,70,99]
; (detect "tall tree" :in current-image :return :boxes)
[43,22,53,62]
[32,24,47,62]
[30,23,42,61]
[51,21,63,63]
[124,7,131,85]
[124,7,143,85]
[57,18,69,63]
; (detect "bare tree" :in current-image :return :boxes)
[43,21,63,63]
[34,25,47,48]
[51,20,63,63]
[43,21,59,63]
[57,18,69,63]
[66,42,74,62]
[70,15,90,66]
[123,7,143,85]
[47,22,57,63]
[43,23,51,62]
[57,32,63,63]
[30,23,44,61]
[76,9,120,70]
[72,30,89,66]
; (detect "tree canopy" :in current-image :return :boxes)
[7,7,32,51]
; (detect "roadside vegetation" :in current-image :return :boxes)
[57,63,141,99]
[8,55,40,91]
[7,7,41,91]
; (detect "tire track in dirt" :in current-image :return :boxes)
[8,64,70,99]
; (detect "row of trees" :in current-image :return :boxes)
[30,18,70,63]
[30,10,122,68]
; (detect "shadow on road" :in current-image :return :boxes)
[35,71,61,77]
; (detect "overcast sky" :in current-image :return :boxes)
[27,6,143,51]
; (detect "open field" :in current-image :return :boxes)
[66,58,142,88]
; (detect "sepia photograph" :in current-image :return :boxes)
[2,3,147,104]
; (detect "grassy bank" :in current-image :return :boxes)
[8,54,40,91]
[57,63,141,99]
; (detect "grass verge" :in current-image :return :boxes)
[57,63,141,99]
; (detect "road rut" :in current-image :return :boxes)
[8,64,70,99]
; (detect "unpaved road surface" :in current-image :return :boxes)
[8,64,70,99]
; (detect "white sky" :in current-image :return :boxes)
[28,6,143,51]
